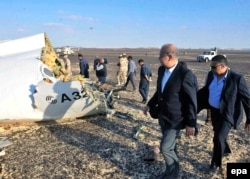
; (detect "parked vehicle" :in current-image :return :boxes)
[197,48,226,62]
[63,46,74,55]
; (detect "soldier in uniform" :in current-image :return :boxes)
[62,54,72,76]
[116,53,128,86]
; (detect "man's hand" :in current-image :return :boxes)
[245,123,250,133]
[143,106,150,116]
[185,126,195,136]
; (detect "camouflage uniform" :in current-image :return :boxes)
[117,55,128,86]
[64,58,72,76]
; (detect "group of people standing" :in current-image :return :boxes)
[77,52,153,103]
[60,52,151,102]
[144,44,250,179]
[116,53,152,103]
[77,53,108,85]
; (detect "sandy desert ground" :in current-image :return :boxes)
[0,48,249,179]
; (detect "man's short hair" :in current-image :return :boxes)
[128,56,133,60]
[138,59,144,63]
[211,55,228,65]
[78,53,83,57]
[159,44,178,59]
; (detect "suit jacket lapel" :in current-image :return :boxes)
[158,66,165,93]
[206,71,214,86]
[221,70,231,95]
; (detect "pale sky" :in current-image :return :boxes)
[0,0,250,48]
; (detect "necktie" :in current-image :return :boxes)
[161,69,170,92]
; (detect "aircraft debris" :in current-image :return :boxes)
[133,125,145,140]
[0,137,12,157]
[0,33,112,120]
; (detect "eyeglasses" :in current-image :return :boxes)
[210,64,222,69]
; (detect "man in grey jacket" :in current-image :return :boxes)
[124,56,137,91]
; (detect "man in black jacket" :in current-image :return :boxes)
[96,58,107,85]
[197,55,250,174]
[124,56,137,91]
[138,59,152,103]
[143,44,197,179]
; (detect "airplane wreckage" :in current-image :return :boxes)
[0,33,118,121]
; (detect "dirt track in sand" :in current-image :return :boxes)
[0,48,250,178]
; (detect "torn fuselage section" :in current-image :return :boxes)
[33,65,122,120]
[33,79,110,120]
[31,33,121,120]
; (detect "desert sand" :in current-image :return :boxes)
[0,48,249,179]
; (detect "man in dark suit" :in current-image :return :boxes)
[138,59,152,103]
[197,55,250,174]
[78,53,89,78]
[143,44,197,179]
